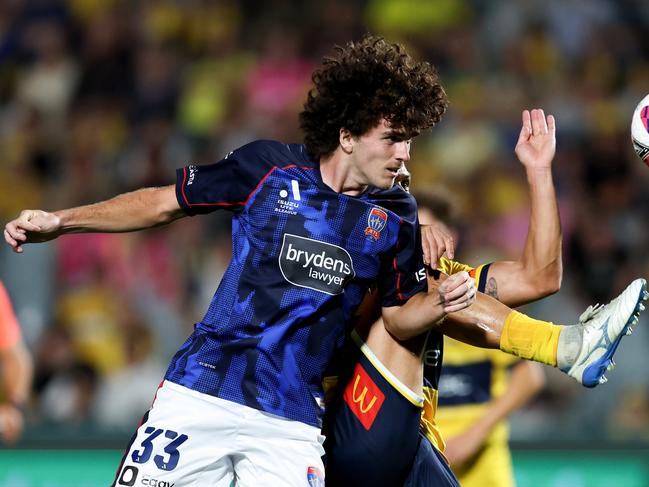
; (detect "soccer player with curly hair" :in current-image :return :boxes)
[5,36,473,486]
[4,36,646,486]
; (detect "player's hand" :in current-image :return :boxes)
[4,209,62,253]
[443,428,487,467]
[435,271,476,313]
[0,403,24,444]
[515,108,556,170]
[421,222,455,265]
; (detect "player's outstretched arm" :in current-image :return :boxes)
[4,185,184,253]
[381,271,477,341]
[484,109,562,307]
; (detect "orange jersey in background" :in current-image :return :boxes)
[0,282,21,350]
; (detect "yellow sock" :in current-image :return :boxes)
[500,310,562,366]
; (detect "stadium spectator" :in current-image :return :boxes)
[0,280,32,444]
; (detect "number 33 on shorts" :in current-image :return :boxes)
[116,426,188,486]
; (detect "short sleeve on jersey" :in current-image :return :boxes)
[175,140,284,215]
[379,192,427,307]
[0,282,21,350]
[438,258,493,295]
[472,263,492,293]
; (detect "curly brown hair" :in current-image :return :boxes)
[299,35,448,160]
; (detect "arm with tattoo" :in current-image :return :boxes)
[483,109,562,307]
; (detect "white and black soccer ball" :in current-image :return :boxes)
[631,94,649,166]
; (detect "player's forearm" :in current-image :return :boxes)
[0,344,32,406]
[442,363,544,467]
[522,166,562,295]
[56,186,183,234]
[504,361,545,410]
[439,291,511,349]
[383,271,478,340]
[382,292,447,341]
[470,361,545,437]
[485,168,562,307]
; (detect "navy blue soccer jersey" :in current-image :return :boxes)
[165,140,426,427]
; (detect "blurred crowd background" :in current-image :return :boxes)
[1,0,649,451]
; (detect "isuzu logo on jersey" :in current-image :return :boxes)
[275,181,301,216]
[364,207,388,241]
[279,234,355,295]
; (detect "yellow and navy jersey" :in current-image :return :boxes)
[435,334,519,487]
[434,258,517,441]
[420,259,499,452]
[422,257,486,391]
[423,258,519,487]
[166,140,426,428]
[435,337,518,440]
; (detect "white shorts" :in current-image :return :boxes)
[112,381,326,487]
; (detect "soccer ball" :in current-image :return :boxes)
[631,94,649,165]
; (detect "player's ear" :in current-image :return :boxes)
[339,128,353,154]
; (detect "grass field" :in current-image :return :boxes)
[0,449,647,487]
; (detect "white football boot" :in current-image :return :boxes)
[562,278,648,388]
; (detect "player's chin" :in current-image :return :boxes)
[375,175,396,190]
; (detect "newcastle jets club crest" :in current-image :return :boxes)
[364,207,388,241]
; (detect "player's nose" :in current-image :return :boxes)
[396,141,411,162]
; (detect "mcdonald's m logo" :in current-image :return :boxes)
[343,363,385,430]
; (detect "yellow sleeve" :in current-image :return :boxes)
[436,256,473,276]
[437,258,492,293]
